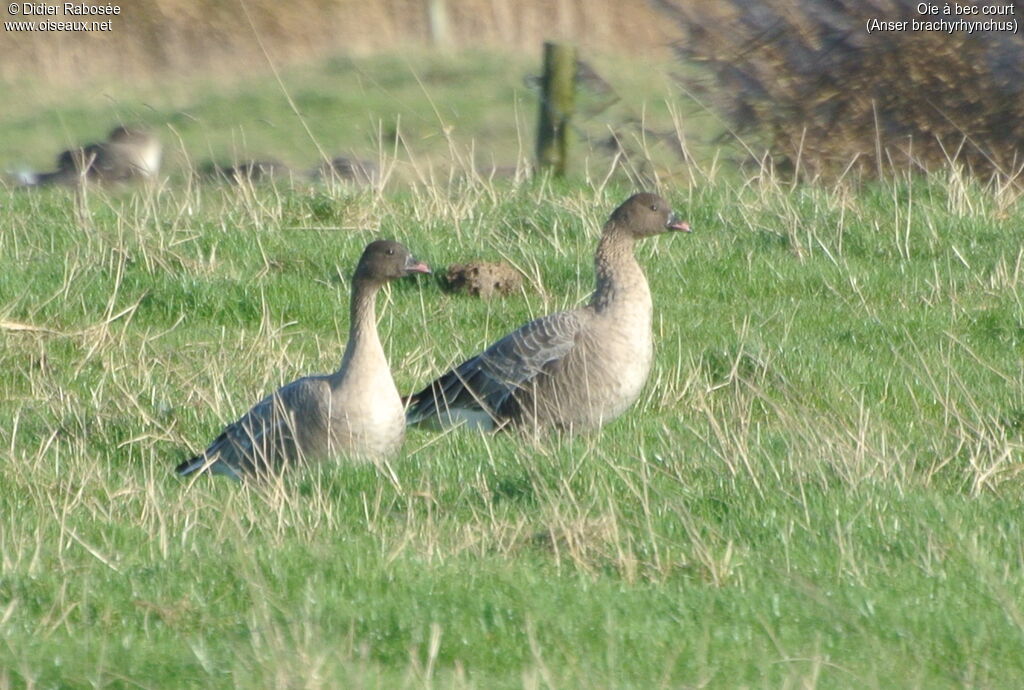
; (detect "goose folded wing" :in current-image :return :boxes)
[410,310,582,422]
[186,379,314,476]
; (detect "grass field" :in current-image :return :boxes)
[1,49,693,188]
[2,51,1024,688]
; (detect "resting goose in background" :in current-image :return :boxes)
[405,192,691,432]
[177,240,430,480]
[87,126,163,182]
[23,125,162,187]
[200,159,292,184]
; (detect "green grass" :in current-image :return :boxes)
[2,52,1024,688]
[1,49,696,185]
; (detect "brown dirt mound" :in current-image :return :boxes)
[445,261,523,299]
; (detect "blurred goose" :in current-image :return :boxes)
[21,148,82,187]
[177,240,430,480]
[201,159,292,184]
[309,156,379,186]
[24,125,161,187]
[406,192,691,432]
[92,126,162,181]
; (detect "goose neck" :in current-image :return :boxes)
[590,228,643,313]
[336,280,384,376]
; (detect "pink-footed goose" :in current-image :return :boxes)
[405,192,691,432]
[87,126,163,182]
[26,126,162,187]
[177,240,430,479]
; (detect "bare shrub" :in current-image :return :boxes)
[654,0,1024,179]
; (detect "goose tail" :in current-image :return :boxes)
[175,454,208,477]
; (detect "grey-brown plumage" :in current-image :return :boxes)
[406,192,691,432]
[25,126,161,187]
[312,156,378,185]
[201,159,292,184]
[177,240,430,480]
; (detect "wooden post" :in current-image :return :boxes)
[535,41,576,177]
[426,0,450,48]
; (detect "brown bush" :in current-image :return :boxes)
[654,0,1024,179]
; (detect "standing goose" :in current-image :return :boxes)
[177,240,430,480]
[406,192,691,432]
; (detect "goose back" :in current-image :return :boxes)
[406,192,688,432]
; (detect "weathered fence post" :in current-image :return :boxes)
[426,0,450,48]
[535,41,577,177]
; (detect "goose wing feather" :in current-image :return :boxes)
[177,376,326,478]
[408,310,583,424]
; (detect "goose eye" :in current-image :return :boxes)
[386,248,395,255]
[650,204,658,211]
